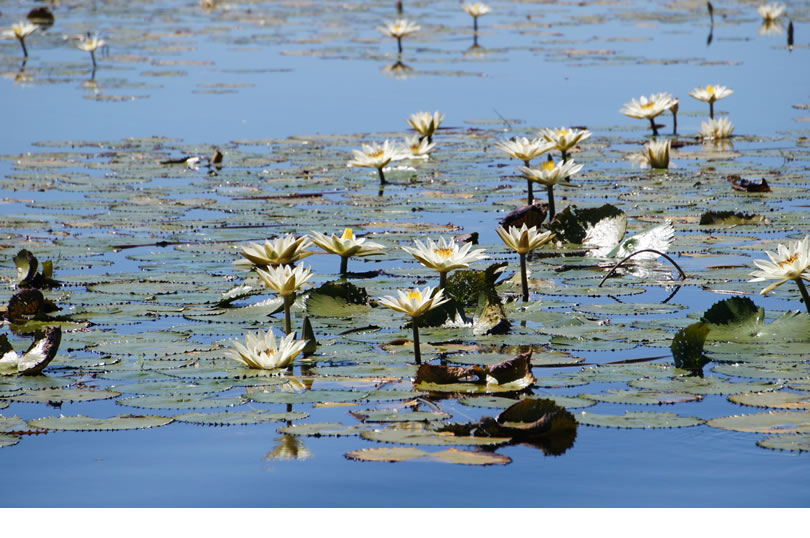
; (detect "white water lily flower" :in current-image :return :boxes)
[699,117,735,140]
[75,33,104,53]
[749,236,810,294]
[310,228,384,259]
[518,159,583,187]
[630,139,671,169]
[463,2,491,18]
[407,111,445,139]
[402,237,488,275]
[495,137,553,164]
[443,311,473,328]
[225,330,307,370]
[497,224,555,255]
[403,135,435,158]
[620,94,678,121]
[377,18,421,39]
[256,264,313,297]
[377,286,449,318]
[757,3,786,21]
[238,234,314,268]
[4,21,38,41]
[689,84,733,105]
[347,140,403,170]
[538,127,592,153]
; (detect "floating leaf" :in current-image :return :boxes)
[729,392,810,410]
[699,211,766,226]
[246,389,367,404]
[0,416,27,433]
[361,428,510,446]
[29,414,173,431]
[116,395,245,409]
[707,411,810,434]
[0,434,20,448]
[757,434,810,452]
[576,411,705,429]
[630,376,779,395]
[278,422,368,437]
[345,446,428,462]
[579,390,703,405]
[173,410,308,426]
[10,388,120,404]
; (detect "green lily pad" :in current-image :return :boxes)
[278,422,368,437]
[729,392,810,410]
[712,363,810,380]
[349,409,451,423]
[29,414,174,431]
[576,411,705,429]
[757,434,810,452]
[0,434,20,448]
[707,411,810,434]
[345,447,511,465]
[630,376,780,395]
[116,395,245,410]
[579,390,703,405]
[0,416,28,433]
[246,389,368,404]
[173,410,309,426]
[361,428,511,446]
[9,388,121,404]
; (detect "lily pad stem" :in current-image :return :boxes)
[519,252,529,302]
[795,279,810,314]
[412,315,421,365]
[598,249,687,287]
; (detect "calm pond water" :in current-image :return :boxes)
[2,0,810,507]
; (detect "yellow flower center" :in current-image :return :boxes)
[558,129,569,137]
[341,228,354,240]
[542,160,556,171]
[434,247,454,258]
[369,150,385,158]
[641,101,655,110]
[778,254,799,268]
[407,290,422,301]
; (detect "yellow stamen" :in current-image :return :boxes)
[778,254,799,268]
[341,228,354,241]
[706,85,715,95]
[434,247,454,258]
[542,160,556,171]
[407,290,422,301]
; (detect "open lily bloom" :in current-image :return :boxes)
[76,33,104,53]
[377,18,421,39]
[497,224,555,255]
[4,21,38,57]
[689,84,733,104]
[630,139,671,169]
[538,127,592,154]
[518,159,583,187]
[310,228,384,274]
[225,330,307,370]
[256,264,313,297]
[403,135,435,158]
[757,3,786,21]
[699,117,735,140]
[402,237,488,278]
[348,140,402,169]
[463,2,492,18]
[749,235,810,295]
[407,111,445,139]
[377,286,449,318]
[238,234,313,268]
[620,94,678,121]
[495,137,553,164]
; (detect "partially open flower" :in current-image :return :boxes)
[757,3,786,21]
[225,329,307,370]
[630,139,671,169]
[749,235,810,295]
[403,135,435,158]
[699,117,735,140]
[518,159,583,188]
[238,234,314,268]
[495,137,553,164]
[377,286,449,319]
[310,228,384,274]
[402,236,487,286]
[348,140,404,184]
[256,264,313,297]
[538,127,592,155]
[496,224,555,255]
[3,21,38,57]
[408,111,445,140]
[463,2,492,18]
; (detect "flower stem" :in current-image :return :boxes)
[397,37,403,54]
[561,149,568,163]
[90,50,97,69]
[546,184,555,221]
[672,111,678,136]
[526,179,534,206]
[283,295,293,335]
[473,16,478,33]
[377,167,387,185]
[339,256,349,276]
[412,315,421,365]
[795,279,810,314]
[439,271,447,290]
[18,37,28,58]
[649,117,658,136]
[709,101,714,119]
[519,252,529,302]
